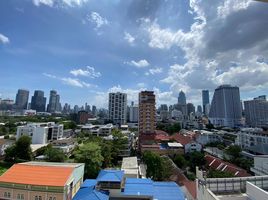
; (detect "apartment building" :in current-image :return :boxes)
[16,122,63,144]
[108,92,127,125]
[81,124,113,137]
[138,91,156,135]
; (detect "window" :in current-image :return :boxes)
[4,192,11,198]
[35,196,38,200]
[38,196,42,200]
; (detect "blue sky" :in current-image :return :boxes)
[1,0,268,108]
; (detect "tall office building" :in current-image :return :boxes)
[15,89,29,110]
[178,91,186,105]
[47,90,61,113]
[129,101,139,123]
[197,105,202,113]
[187,103,195,116]
[31,90,46,112]
[244,96,268,128]
[202,90,210,115]
[108,92,127,125]
[139,91,156,134]
[92,105,97,116]
[209,85,242,127]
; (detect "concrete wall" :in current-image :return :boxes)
[247,181,268,200]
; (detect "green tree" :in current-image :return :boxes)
[208,169,234,178]
[173,154,187,169]
[4,145,17,162]
[74,142,103,178]
[225,145,241,158]
[143,151,171,181]
[35,144,52,157]
[15,135,33,161]
[100,141,113,168]
[186,152,206,172]
[45,148,66,162]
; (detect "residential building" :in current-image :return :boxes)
[244,96,268,128]
[174,103,187,116]
[209,85,242,127]
[81,124,113,137]
[0,99,14,111]
[171,109,183,119]
[194,130,222,145]
[31,90,46,112]
[16,122,64,144]
[129,102,138,122]
[108,92,127,125]
[77,110,90,124]
[235,128,268,150]
[47,90,61,113]
[15,89,29,110]
[202,90,210,115]
[92,105,97,116]
[172,133,202,154]
[250,155,268,176]
[0,162,84,200]
[178,90,186,105]
[73,169,184,200]
[138,91,156,135]
[197,105,202,113]
[51,138,76,155]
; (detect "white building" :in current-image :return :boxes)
[108,92,127,125]
[235,128,268,149]
[16,122,63,144]
[121,157,139,178]
[251,155,268,176]
[81,124,113,136]
[194,130,222,145]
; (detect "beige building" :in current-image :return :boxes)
[0,162,84,200]
[138,91,156,134]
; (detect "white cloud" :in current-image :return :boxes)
[0,33,10,44]
[124,32,135,44]
[126,59,150,68]
[88,12,108,30]
[32,0,89,7]
[43,73,95,88]
[148,67,163,75]
[137,83,146,88]
[32,0,54,7]
[144,0,268,104]
[70,66,101,78]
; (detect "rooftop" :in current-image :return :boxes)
[121,157,138,169]
[96,170,124,182]
[0,162,77,186]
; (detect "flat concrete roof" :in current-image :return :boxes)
[121,157,138,169]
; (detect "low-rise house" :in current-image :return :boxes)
[0,162,84,200]
[205,155,250,177]
[172,133,202,154]
[194,130,222,145]
[51,138,77,154]
[73,169,185,200]
[81,124,113,137]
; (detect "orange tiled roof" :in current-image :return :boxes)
[0,164,73,186]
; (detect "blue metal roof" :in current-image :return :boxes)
[73,187,109,200]
[123,178,185,200]
[81,179,97,188]
[96,170,124,182]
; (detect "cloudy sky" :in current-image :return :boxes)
[0,0,268,108]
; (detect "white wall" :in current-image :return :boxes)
[247,181,268,200]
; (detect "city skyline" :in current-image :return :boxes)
[1,0,268,108]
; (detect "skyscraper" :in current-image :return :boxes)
[139,91,156,134]
[202,90,210,115]
[31,90,46,112]
[187,103,195,116]
[15,89,29,110]
[244,96,268,128]
[108,92,127,125]
[197,105,202,113]
[178,91,186,105]
[209,85,242,127]
[47,90,61,113]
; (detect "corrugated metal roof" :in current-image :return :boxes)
[96,170,124,182]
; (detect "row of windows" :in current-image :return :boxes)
[3,193,56,200]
